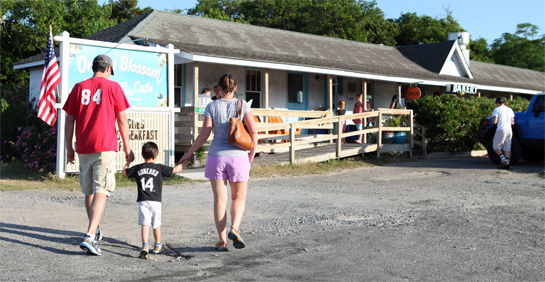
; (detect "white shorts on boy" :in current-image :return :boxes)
[138,201,162,229]
[493,129,512,152]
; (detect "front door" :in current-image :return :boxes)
[287,72,308,111]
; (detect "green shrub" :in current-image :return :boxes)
[1,83,58,171]
[407,95,530,153]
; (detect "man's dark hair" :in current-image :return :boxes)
[142,142,159,160]
[92,61,109,73]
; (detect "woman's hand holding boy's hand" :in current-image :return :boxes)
[179,153,192,165]
[177,158,190,168]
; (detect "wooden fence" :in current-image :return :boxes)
[175,107,422,164]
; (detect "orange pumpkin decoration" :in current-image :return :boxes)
[406,87,422,100]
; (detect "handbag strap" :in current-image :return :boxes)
[236,99,243,119]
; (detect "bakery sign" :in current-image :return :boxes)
[447,84,478,94]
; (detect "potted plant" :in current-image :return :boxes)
[385,115,407,144]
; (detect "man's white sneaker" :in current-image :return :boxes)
[80,235,101,256]
[95,227,102,241]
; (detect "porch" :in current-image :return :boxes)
[175,107,425,165]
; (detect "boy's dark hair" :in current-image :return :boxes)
[202,88,210,94]
[142,142,159,160]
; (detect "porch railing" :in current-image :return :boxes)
[175,107,418,164]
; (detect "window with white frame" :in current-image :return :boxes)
[245,69,261,108]
[174,64,183,107]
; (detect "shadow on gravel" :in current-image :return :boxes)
[0,223,82,255]
[161,245,215,260]
[386,157,544,173]
[0,223,136,256]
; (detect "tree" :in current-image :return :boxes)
[1,0,111,87]
[490,23,545,71]
[468,37,494,63]
[188,0,398,45]
[394,11,464,46]
[0,0,152,88]
[106,0,153,24]
[187,0,249,23]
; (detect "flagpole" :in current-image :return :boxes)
[56,30,69,179]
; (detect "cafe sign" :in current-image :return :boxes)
[447,84,478,94]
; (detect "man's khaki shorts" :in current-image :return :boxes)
[78,151,117,196]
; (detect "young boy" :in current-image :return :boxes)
[122,142,184,259]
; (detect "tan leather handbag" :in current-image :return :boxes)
[228,99,254,151]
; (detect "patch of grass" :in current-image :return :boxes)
[1,152,411,190]
[0,163,81,191]
[250,152,411,179]
[0,162,197,192]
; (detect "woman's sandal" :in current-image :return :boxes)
[227,226,246,249]
[215,241,228,252]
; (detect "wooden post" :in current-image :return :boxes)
[327,75,333,111]
[409,109,414,159]
[336,116,342,158]
[264,69,269,122]
[362,79,367,110]
[194,62,199,107]
[193,62,199,140]
[362,79,367,143]
[289,123,295,164]
[397,83,402,109]
[377,111,382,158]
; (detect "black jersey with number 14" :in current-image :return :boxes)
[125,162,174,202]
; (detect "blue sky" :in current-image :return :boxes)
[119,0,545,44]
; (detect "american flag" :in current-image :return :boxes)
[37,30,60,126]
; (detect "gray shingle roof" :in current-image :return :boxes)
[15,10,545,92]
[397,41,455,74]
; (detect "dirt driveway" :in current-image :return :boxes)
[1,157,543,281]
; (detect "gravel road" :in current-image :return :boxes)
[1,157,544,281]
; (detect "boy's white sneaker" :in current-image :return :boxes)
[154,243,163,254]
[139,244,149,259]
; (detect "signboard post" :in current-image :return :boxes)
[54,32,179,178]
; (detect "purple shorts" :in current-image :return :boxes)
[205,156,250,182]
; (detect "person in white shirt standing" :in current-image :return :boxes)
[198,88,212,106]
[492,97,515,169]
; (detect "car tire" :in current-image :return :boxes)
[484,126,522,166]
[485,138,501,165]
[509,134,522,165]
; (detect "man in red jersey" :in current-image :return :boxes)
[63,54,134,256]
